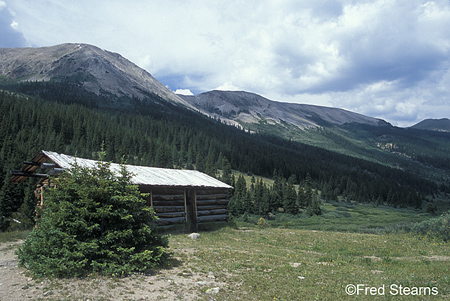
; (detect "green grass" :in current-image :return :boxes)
[170,226,450,300]
[236,202,435,233]
[232,170,275,188]
[3,204,450,300]
[0,230,31,243]
[168,203,450,299]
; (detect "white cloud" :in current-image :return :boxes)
[174,89,194,96]
[0,1,27,47]
[4,0,450,126]
[215,82,241,92]
[10,20,18,30]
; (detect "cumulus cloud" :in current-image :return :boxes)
[214,82,241,92]
[0,1,27,47]
[174,89,194,96]
[4,0,450,126]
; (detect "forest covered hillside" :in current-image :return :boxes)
[180,90,388,129]
[410,118,450,132]
[0,80,448,230]
[0,43,193,109]
[0,44,449,231]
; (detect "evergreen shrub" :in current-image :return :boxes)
[411,211,450,242]
[257,217,268,228]
[17,157,169,278]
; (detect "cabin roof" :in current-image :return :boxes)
[10,150,233,190]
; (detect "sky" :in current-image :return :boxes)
[1,0,450,127]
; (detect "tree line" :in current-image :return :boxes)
[0,81,443,230]
[224,169,322,217]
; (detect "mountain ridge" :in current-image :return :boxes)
[1,43,392,129]
[1,43,450,226]
[0,43,195,109]
[180,90,390,130]
[410,118,450,132]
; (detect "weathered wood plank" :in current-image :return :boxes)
[156,216,186,225]
[196,209,228,216]
[41,163,59,169]
[196,199,229,206]
[152,200,185,206]
[156,212,186,218]
[196,189,230,195]
[197,214,229,223]
[23,161,41,166]
[186,189,197,232]
[196,194,229,200]
[195,205,227,210]
[152,194,185,201]
[10,170,48,178]
[153,206,185,213]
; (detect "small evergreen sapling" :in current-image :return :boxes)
[17,155,169,278]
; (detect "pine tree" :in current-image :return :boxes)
[303,173,313,208]
[271,169,284,211]
[229,175,247,215]
[261,185,270,216]
[253,178,264,215]
[220,157,232,185]
[283,175,298,214]
[17,153,169,277]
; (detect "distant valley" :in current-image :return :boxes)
[1,43,449,231]
[2,43,449,168]
[180,90,389,129]
[0,43,437,131]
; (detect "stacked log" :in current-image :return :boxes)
[196,191,229,223]
[149,189,230,227]
[152,192,186,226]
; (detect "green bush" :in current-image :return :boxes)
[411,211,450,242]
[17,157,170,278]
[257,217,268,229]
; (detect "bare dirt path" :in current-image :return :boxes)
[0,240,224,300]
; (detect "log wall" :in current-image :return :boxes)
[148,188,230,228]
[151,189,186,226]
[196,189,230,224]
[34,184,230,229]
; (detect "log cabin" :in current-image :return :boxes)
[10,151,233,231]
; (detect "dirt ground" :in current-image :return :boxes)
[0,240,224,300]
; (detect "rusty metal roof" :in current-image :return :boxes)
[39,151,232,189]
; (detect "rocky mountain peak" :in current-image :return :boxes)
[410,118,450,132]
[0,43,193,108]
[1,43,390,130]
[181,90,390,129]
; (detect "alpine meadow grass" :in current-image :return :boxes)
[169,225,450,300]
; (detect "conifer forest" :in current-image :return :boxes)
[0,80,449,230]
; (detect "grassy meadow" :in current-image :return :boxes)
[170,225,450,300]
[2,202,449,300]
[168,202,450,300]
[240,202,440,233]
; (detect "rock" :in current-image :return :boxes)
[289,262,302,268]
[188,233,201,240]
[206,287,220,294]
[0,44,193,108]
[195,281,208,286]
[371,270,384,274]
